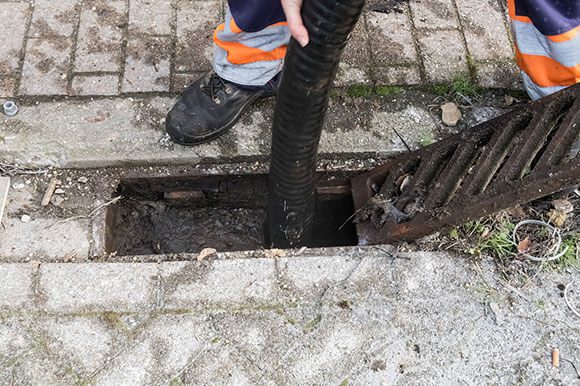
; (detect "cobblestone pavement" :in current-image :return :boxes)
[1,0,520,99]
[0,251,578,385]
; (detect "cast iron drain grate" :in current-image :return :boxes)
[352,83,580,244]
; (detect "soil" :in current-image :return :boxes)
[110,201,266,255]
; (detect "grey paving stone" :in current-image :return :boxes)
[96,314,213,385]
[160,259,278,309]
[29,0,81,38]
[477,60,523,90]
[274,312,392,385]
[0,95,425,168]
[0,2,29,77]
[456,0,513,61]
[418,29,469,82]
[321,103,436,154]
[74,0,126,73]
[0,218,90,261]
[0,264,33,310]
[175,0,221,73]
[0,96,223,168]
[410,0,459,30]
[128,0,173,35]
[0,77,17,98]
[374,65,422,85]
[232,108,272,156]
[277,255,361,302]
[210,310,303,375]
[180,335,266,385]
[71,74,119,96]
[366,9,418,66]
[18,38,73,96]
[0,318,37,384]
[121,36,172,93]
[43,316,115,376]
[336,17,371,86]
[39,263,158,312]
[172,72,201,93]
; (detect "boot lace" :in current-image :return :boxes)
[201,73,228,104]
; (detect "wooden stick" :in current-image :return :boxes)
[0,177,9,223]
[41,178,58,207]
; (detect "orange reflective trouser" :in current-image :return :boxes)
[508,0,580,100]
[213,3,289,86]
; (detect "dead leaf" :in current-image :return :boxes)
[551,199,573,214]
[85,111,110,123]
[196,248,217,261]
[505,205,526,219]
[264,248,285,258]
[547,209,567,228]
[517,237,531,253]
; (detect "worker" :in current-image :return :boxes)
[166,0,579,146]
[165,0,305,146]
[507,0,579,100]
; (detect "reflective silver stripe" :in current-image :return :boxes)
[214,45,285,86]
[521,71,566,100]
[512,20,580,67]
[217,9,290,52]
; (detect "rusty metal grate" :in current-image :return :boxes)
[352,83,580,244]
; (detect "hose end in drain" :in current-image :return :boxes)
[267,0,366,248]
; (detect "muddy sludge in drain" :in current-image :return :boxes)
[105,172,359,255]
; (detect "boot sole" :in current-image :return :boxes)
[167,91,268,146]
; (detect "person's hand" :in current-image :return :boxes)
[281,0,309,47]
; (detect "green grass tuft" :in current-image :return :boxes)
[347,85,374,97]
[375,85,403,96]
[450,74,481,97]
[425,74,481,98]
[419,130,436,147]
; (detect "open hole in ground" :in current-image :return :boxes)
[105,172,358,255]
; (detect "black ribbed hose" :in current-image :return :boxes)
[268,0,366,248]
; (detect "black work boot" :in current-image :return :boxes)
[166,72,279,146]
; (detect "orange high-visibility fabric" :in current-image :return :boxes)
[214,22,288,65]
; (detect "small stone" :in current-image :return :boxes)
[52,196,65,207]
[78,176,89,184]
[504,95,515,106]
[21,214,31,223]
[54,188,65,194]
[441,102,462,126]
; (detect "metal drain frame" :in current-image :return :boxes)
[352,84,580,244]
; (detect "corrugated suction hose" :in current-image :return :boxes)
[268,0,366,247]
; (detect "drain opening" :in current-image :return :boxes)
[105,172,358,256]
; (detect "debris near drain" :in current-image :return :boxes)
[264,248,285,258]
[512,220,568,262]
[564,280,580,318]
[196,248,217,261]
[0,177,9,223]
[351,83,580,244]
[41,178,58,207]
[552,348,560,367]
[441,102,462,126]
[548,199,574,227]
